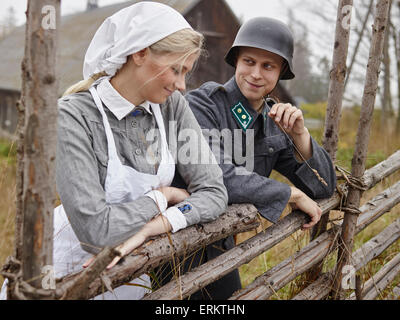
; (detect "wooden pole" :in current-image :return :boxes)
[17,0,60,292]
[331,0,391,300]
[307,0,353,283]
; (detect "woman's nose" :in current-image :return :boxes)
[175,74,186,92]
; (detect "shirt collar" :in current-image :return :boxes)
[96,77,152,120]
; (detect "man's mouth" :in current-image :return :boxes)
[245,79,264,89]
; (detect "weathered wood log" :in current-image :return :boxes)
[322,0,353,163]
[292,218,400,300]
[229,229,339,300]
[362,150,400,188]
[308,0,353,282]
[58,247,120,300]
[144,172,400,300]
[143,209,322,300]
[355,181,400,233]
[389,284,400,300]
[348,252,400,300]
[50,152,400,299]
[17,0,60,292]
[332,0,392,299]
[230,185,400,300]
[56,204,260,299]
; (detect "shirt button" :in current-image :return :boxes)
[135,149,142,155]
[131,120,138,128]
[269,147,274,154]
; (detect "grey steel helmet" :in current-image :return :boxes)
[225,17,295,80]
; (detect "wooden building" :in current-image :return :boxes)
[0,0,294,138]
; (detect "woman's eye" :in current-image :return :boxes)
[171,67,180,75]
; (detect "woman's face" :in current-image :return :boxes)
[235,47,283,110]
[137,50,198,104]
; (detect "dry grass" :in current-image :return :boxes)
[0,139,16,288]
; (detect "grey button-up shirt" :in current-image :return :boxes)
[184,77,336,223]
[56,85,228,254]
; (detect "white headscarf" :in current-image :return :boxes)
[83,1,193,79]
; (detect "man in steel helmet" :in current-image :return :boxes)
[159,17,336,300]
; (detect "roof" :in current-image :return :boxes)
[0,0,201,94]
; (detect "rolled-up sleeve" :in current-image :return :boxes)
[56,98,162,254]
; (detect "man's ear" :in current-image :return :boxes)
[131,48,148,66]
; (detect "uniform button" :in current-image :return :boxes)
[269,147,274,154]
[131,120,138,128]
[135,149,142,155]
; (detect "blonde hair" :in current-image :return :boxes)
[62,28,205,97]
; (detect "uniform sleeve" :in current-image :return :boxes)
[274,135,336,199]
[185,89,291,223]
[167,93,228,228]
[56,98,164,254]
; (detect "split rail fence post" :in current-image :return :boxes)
[10,0,60,298]
[331,0,392,300]
[306,0,353,283]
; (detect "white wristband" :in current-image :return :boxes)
[145,190,168,213]
[162,206,188,233]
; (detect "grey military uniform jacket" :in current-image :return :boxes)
[185,77,336,223]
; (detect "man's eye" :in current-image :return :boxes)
[244,59,254,64]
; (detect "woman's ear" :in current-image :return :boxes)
[131,48,149,66]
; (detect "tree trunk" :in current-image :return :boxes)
[308,0,353,284]
[18,0,60,291]
[344,0,374,91]
[321,0,353,163]
[331,0,391,300]
[381,1,393,128]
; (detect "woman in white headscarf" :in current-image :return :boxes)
[0,1,227,300]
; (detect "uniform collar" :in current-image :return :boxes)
[96,77,152,120]
[223,77,261,132]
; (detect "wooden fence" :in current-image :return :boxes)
[2,0,399,301]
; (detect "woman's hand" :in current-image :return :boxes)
[289,186,322,230]
[158,186,190,205]
[268,103,306,137]
[82,215,172,270]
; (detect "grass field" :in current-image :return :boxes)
[0,105,399,299]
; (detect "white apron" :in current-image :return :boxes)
[0,85,175,300]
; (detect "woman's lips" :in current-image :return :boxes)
[164,87,174,95]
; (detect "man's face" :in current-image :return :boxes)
[235,47,283,110]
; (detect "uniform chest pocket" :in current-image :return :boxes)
[254,134,287,157]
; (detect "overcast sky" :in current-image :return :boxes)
[0,0,290,25]
[0,0,336,65]
[1,0,373,105]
